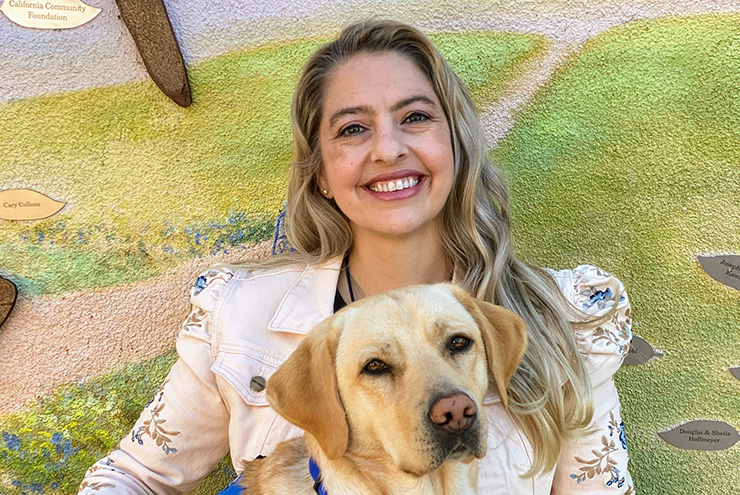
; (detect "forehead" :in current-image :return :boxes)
[322,51,439,114]
[336,287,477,349]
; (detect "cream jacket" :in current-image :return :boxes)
[79,258,634,494]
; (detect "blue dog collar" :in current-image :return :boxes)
[309,456,329,495]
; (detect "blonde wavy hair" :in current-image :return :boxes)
[264,19,595,475]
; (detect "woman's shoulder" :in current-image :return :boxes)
[544,265,628,315]
[189,262,296,315]
[187,257,343,346]
[189,258,341,312]
[545,264,633,381]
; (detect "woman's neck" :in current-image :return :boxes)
[345,228,451,299]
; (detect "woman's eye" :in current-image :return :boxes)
[449,336,471,352]
[363,359,389,374]
[339,124,364,137]
[404,112,429,124]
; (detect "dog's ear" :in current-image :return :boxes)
[266,318,349,459]
[450,286,527,410]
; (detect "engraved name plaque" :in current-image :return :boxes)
[659,420,740,451]
[0,189,66,221]
[698,255,740,291]
[0,0,100,29]
[622,334,663,366]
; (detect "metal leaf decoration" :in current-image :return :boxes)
[115,0,191,107]
[0,275,17,329]
[0,189,66,221]
[698,255,740,291]
[622,334,663,366]
[0,0,100,29]
[731,367,740,382]
[659,420,740,451]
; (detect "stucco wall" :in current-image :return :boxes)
[1,1,738,493]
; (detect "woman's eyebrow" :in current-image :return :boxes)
[391,94,436,112]
[329,105,373,127]
[328,95,437,128]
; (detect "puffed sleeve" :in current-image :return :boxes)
[550,265,635,494]
[78,266,235,494]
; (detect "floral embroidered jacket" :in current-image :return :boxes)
[79,259,634,494]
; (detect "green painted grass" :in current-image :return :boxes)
[0,31,546,296]
[493,13,740,494]
[431,31,548,105]
[0,351,179,493]
[0,348,237,493]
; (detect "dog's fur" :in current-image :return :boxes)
[239,283,527,495]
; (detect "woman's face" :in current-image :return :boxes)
[317,51,454,244]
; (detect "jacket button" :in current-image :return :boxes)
[250,375,266,392]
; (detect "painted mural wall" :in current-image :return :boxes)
[1,0,739,493]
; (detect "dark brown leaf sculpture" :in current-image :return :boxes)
[115,0,191,107]
[0,275,17,330]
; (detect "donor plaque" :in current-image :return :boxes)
[0,0,100,29]
[622,334,663,366]
[0,189,66,221]
[659,420,740,451]
[698,255,740,292]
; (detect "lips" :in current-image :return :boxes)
[364,170,425,194]
[368,176,420,192]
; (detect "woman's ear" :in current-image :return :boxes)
[317,174,332,199]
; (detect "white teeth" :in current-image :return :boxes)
[369,177,419,192]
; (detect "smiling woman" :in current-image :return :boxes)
[79,19,634,495]
[317,51,454,286]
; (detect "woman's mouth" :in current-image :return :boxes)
[367,176,420,193]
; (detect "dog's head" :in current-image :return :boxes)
[266,283,527,475]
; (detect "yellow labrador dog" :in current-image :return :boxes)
[240,283,527,495]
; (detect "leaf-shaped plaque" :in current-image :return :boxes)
[0,189,65,221]
[0,275,17,329]
[115,0,191,107]
[731,367,740,382]
[0,0,100,29]
[622,334,663,366]
[659,420,740,451]
[698,255,740,291]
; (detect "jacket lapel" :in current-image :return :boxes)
[268,257,343,335]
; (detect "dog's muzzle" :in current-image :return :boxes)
[425,392,485,465]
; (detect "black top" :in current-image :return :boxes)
[333,290,348,313]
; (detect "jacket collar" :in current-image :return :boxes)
[268,256,343,335]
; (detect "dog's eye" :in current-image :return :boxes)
[449,336,471,352]
[363,359,389,374]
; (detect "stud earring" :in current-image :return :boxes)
[322,189,329,195]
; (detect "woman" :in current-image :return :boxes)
[80,20,633,494]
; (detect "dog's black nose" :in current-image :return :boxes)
[429,393,476,433]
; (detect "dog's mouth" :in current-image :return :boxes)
[434,426,484,460]
[402,419,485,474]
[448,443,476,460]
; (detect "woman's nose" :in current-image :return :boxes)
[370,124,408,165]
